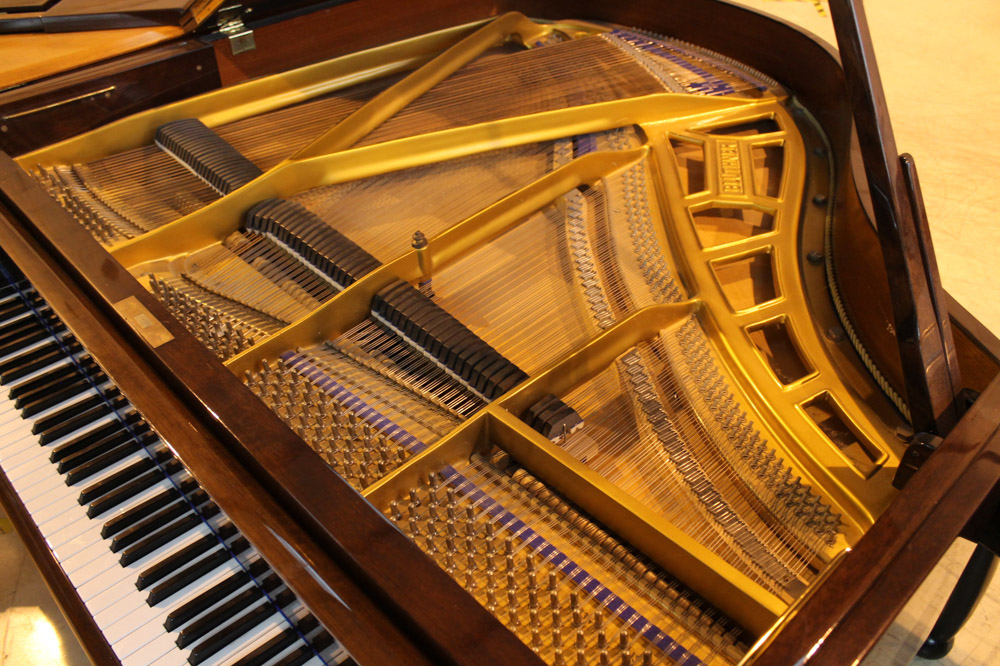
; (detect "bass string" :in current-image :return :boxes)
[356,36,665,148]
[289,140,556,264]
[74,145,218,231]
[180,241,316,323]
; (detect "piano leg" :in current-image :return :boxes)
[918,542,998,659]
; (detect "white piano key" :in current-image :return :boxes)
[15,460,75,499]
[20,476,80,519]
[0,412,35,440]
[103,597,178,645]
[37,411,123,451]
[16,468,68,503]
[144,646,191,666]
[120,632,186,666]
[4,443,59,481]
[83,576,146,616]
[121,520,214,571]
[0,431,42,464]
[61,539,119,582]
[93,524,217,635]
[47,516,107,562]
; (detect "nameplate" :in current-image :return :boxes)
[113,296,174,349]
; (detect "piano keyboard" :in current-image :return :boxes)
[0,258,351,666]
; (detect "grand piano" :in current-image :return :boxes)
[1,1,998,664]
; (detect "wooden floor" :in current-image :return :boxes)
[0,506,88,665]
[1,0,999,664]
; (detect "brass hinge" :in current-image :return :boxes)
[217,4,255,56]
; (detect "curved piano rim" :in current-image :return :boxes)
[1,0,999,664]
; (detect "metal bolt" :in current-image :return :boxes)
[825,326,845,342]
[813,146,827,157]
[806,250,824,265]
[813,194,828,206]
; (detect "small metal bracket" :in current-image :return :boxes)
[892,432,942,489]
[217,4,255,56]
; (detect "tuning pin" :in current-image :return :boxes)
[486,584,498,612]
[595,610,607,650]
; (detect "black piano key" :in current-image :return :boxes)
[9,356,98,402]
[84,458,182,517]
[0,324,60,359]
[232,615,320,666]
[57,427,152,472]
[165,559,270,631]
[50,416,143,461]
[110,489,209,553]
[147,536,250,605]
[188,588,297,665]
[35,392,126,442]
[101,477,199,539]
[76,445,171,499]
[0,282,26,301]
[21,374,105,417]
[0,339,81,383]
[135,520,237,590]
[276,630,337,666]
[0,334,67,370]
[176,571,281,648]
[120,502,221,566]
[0,293,41,322]
[63,431,157,484]
[0,307,54,340]
[31,385,121,432]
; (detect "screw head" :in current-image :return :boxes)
[813,194,828,206]
[807,250,824,265]
[825,326,845,342]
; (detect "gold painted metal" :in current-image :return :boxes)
[496,302,701,416]
[223,148,648,377]
[487,408,785,637]
[46,20,917,648]
[16,20,490,168]
[112,93,759,268]
[362,416,486,508]
[648,103,903,536]
[288,12,554,160]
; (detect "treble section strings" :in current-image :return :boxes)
[385,451,748,665]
